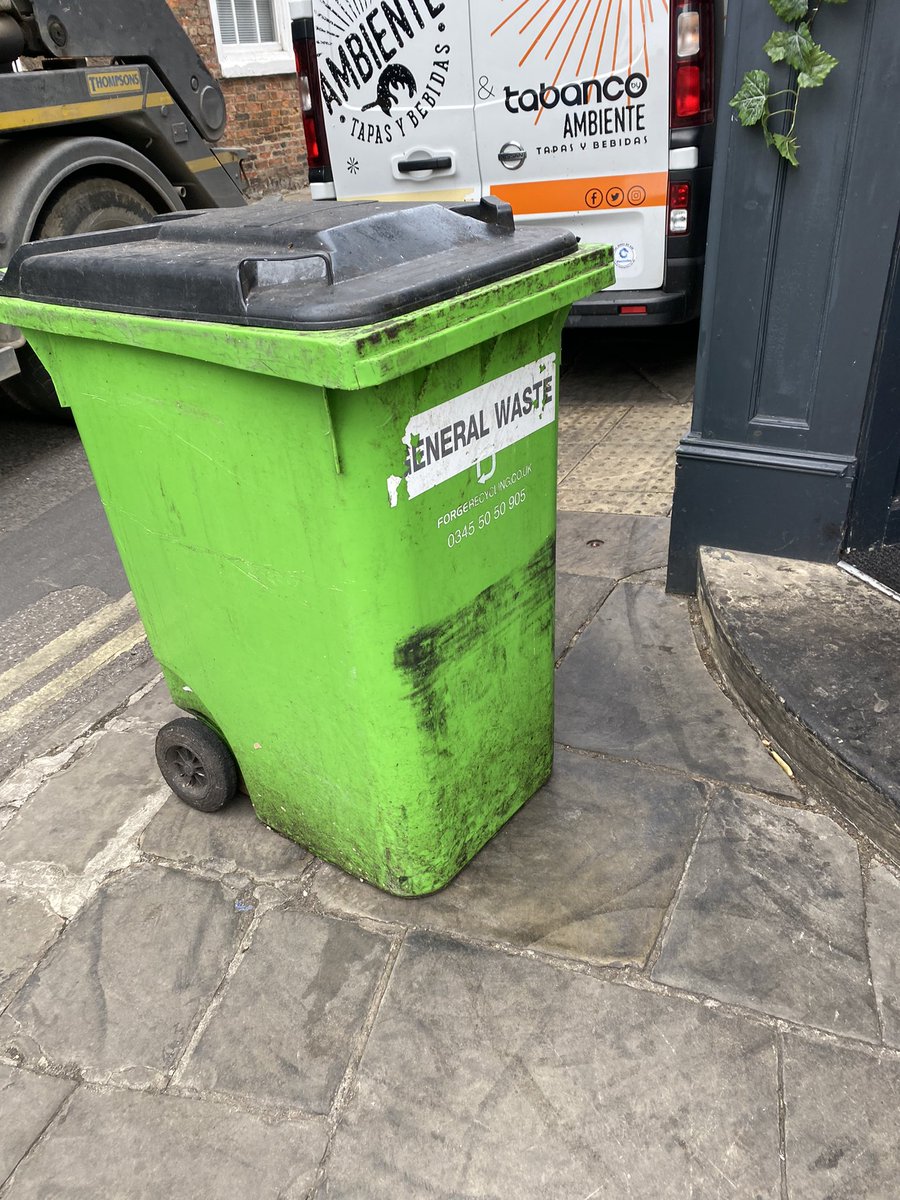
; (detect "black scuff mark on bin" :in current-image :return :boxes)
[387,536,555,895]
[394,536,555,745]
[363,322,402,347]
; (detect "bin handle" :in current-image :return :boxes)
[448,197,515,231]
[238,254,335,306]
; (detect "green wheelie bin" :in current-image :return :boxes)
[0,199,613,896]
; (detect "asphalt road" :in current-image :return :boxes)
[0,397,155,780]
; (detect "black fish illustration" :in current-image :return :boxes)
[361,64,417,116]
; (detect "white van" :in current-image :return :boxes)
[291,0,721,325]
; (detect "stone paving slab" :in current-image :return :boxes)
[621,334,697,404]
[0,865,247,1088]
[560,328,696,408]
[314,750,706,968]
[864,862,900,1048]
[0,1066,74,1189]
[0,891,62,1012]
[2,1085,326,1200]
[180,909,390,1113]
[653,790,878,1040]
[560,353,659,406]
[783,1037,900,1199]
[557,399,630,435]
[700,548,900,804]
[558,435,603,483]
[557,402,690,516]
[0,729,163,872]
[554,572,614,661]
[555,581,799,795]
[556,511,670,579]
[121,676,182,734]
[324,933,781,1199]
[556,400,628,456]
[141,794,310,881]
[557,404,629,482]
[699,546,900,866]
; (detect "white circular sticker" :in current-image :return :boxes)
[614,242,637,270]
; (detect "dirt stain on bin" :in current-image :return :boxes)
[386,537,556,893]
[395,536,555,743]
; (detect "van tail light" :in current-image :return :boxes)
[294,22,332,180]
[671,0,714,127]
[668,181,691,234]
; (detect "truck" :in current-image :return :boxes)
[0,0,247,416]
[291,0,722,327]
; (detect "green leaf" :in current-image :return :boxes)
[729,69,771,127]
[797,40,838,88]
[768,0,808,20]
[772,131,800,166]
[765,24,814,70]
[765,23,837,88]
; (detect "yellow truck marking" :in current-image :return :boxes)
[0,90,173,132]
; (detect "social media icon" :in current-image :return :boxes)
[606,187,624,207]
[627,185,646,206]
[584,187,603,209]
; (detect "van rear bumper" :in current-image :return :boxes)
[566,254,704,328]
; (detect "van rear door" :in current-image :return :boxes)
[471,1,671,293]
[308,0,479,204]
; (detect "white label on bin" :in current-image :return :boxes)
[387,354,556,507]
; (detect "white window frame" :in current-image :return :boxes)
[209,0,296,78]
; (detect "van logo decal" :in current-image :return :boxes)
[492,0,654,127]
[362,64,417,116]
[498,142,527,170]
[313,0,449,147]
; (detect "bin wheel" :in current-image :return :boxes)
[155,718,237,813]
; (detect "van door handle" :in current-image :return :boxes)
[397,156,452,173]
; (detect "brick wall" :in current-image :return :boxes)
[166,0,308,196]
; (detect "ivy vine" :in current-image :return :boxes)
[730,0,846,166]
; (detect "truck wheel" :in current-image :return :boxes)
[32,177,157,239]
[0,343,65,422]
[2,178,158,420]
[156,718,238,813]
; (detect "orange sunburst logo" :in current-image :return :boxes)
[491,0,665,86]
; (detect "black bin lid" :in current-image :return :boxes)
[0,198,578,331]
